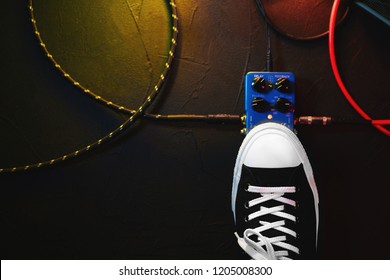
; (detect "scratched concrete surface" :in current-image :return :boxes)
[0,0,389,259]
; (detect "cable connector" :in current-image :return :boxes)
[296,116,333,125]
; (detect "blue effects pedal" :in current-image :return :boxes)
[244,72,295,134]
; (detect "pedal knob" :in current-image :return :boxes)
[275,98,295,113]
[252,77,271,92]
[252,97,271,112]
[275,77,291,93]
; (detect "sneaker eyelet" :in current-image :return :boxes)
[244,185,249,192]
[244,216,249,223]
[244,201,250,209]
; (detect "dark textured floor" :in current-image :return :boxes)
[1,0,389,259]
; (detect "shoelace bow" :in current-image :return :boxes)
[235,186,299,260]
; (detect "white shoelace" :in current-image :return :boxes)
[235,186,299,260]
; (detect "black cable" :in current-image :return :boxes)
[265,23,273,71]
[143,113,379,126]
[143,113,243,124]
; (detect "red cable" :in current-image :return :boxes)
[329,0,390,136]
[372,120,390,125]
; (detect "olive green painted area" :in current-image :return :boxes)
[33,0,171,108]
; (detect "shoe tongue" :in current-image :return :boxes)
[243,164,301,187]
[241,165,300,257]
